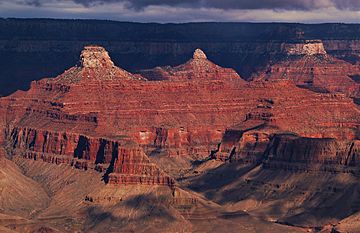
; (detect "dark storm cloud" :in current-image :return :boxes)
[2,0,359,23]
[21,0,42,7]
[332,0,360,10]
[68,0,360,11]
[123,0,323,10]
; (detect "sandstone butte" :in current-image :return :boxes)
[254,40,360,98]
[0,44,359,188]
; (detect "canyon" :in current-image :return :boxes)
[254,40,360,98]
[1,19,360,97]
[0,31,360,232]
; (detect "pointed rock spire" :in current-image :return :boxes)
[193,48,207,60]
[80,45,114,68]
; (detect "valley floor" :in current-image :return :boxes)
[3,153,360,233]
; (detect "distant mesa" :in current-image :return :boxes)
[44,45,144,84]
[283,40,327,56]
[255,39,360,98]
[80,45,115,68]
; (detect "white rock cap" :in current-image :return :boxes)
[80,45,114,68]
[193,48,207,60]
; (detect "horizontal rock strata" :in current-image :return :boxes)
[1,45,360,187]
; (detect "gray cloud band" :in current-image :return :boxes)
[20,0,360,10]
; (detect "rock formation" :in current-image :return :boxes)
[1,44,360,232]
[262,134,360,173]
[193,48,208,59]
[50,45,143,85]
[139,48,243,81]
[255,40,360,98]
[80,45,115,68]
[1,45,359,177]
[283,40,327,56]
[2,45,360,159]
[3,19,360,97]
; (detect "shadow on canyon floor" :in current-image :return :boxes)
[84,193,177,232]
[182,161,360,227]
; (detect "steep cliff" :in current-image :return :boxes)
[263,134,360,174]
[255,40,360,98]
[1,19,360,96]
[1,45,359,168]
[1,43,360,232]
[6,126,174,187]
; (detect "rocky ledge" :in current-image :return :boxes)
[0,45,360,189]
[80,45,115,68]
[283,40,327,56]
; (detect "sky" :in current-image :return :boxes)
[0,0,360,23]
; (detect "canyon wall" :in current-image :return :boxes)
[1,45,359,184]
[1,20,360,232]
[6,126,175,186]
[266,134,360,165]
[1,19,360,96]
[262,134,360,173]
[254,40,360,98]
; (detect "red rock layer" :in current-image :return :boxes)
[255,41,360,98]
[51,45,145,84]
[265,134,360,166]
[6,126,174,186]
[139,49,243,81]
[1,45,360,180]
[0,147,5,158]
[262,134,360,174]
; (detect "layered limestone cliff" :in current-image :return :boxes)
[264,134,360,169]
[255,40,360,98]
[80,45,115,68]
[6,126,174,186]
[283,40,327,56]
[1,45,360,188]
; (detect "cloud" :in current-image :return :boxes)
[9,0,360,11]
[0,0,359,23]
[18,0,42,7]
[68,0,360,11]
[332,0,360,10]
[122,0,330,10]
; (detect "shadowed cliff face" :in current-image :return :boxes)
[1,19,360,96]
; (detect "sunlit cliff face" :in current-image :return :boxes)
[284,40,327,56]
[80,46,114,68]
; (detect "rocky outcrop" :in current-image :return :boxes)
[7,126,174,186]
[1,45,360,189]
[255,40,360,98]
[262,134,360,173]
[47,45,144,84]
[80,45,115,68]
[139,49,243,81]
[283,40,327,56]
[267,134,360,165]
[193,49,208,60]
[2,19,360,97]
